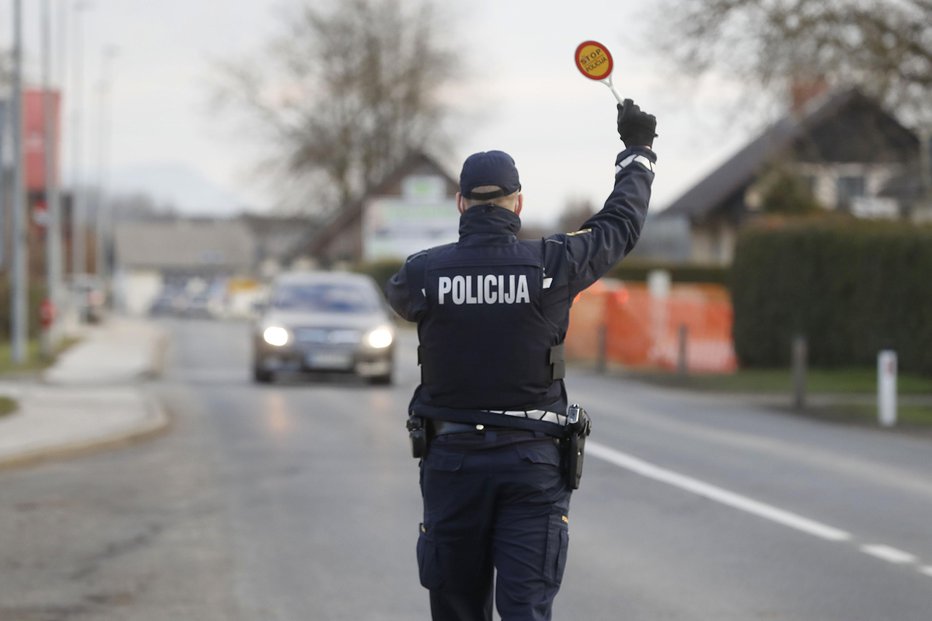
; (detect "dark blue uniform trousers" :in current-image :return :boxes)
[417,429,572,621]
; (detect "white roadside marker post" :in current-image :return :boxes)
[877,350,897,427]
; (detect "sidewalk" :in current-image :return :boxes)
[0,317,170,469]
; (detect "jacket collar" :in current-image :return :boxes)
[458,204,522,240]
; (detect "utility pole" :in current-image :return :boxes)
[10,0,29,364]
[0,99,5,266]
[42,0,64,357]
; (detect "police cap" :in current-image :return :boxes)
[459,150,522,200]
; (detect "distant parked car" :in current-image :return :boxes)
[252,271,395,384]
[149,277,229,319]
[149,284,188,317]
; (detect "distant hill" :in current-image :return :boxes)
[109,162,256,216]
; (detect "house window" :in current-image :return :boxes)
[836,175,865,211]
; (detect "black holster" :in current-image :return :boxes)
[562,405,592,490]
[407,415,428,459]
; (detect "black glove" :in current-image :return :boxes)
[616,98,657,148]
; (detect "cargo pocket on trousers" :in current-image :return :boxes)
[416,523,444,590]
[543,513,569,586]
[515,441,562,468]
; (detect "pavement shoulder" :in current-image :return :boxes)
[0,316,171,470]
[43,317,169,386]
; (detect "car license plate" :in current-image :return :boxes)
[305,351,353,370]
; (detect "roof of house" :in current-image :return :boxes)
[114,219,256,271]
[660,88,919,222]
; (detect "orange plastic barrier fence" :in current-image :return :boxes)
[566,279,737,373]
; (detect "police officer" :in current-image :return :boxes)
[385,99,657,621]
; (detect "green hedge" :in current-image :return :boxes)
[731,220,932,374]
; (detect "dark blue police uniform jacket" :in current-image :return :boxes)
[385,146,654,621]
[386,146,655,434]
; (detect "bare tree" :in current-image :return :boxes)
[213,0,460,214]
[655,0,931,123]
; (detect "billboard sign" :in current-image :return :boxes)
[363,174,459,261]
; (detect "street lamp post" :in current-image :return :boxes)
[42,0,64,357]
[94,47,117,298]
[70,1,90,284]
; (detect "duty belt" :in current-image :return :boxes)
[430,410,567,436]
[432,420,521,435]
[484,409,567,426]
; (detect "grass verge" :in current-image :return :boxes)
[622,366,932,427]
[0,396,17,418]
[0,337,80,377]
[0,340,52,376]
[0,337,81,419]
[801,403,932,427]
[623,367,932,395]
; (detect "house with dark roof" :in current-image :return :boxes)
[287,152,461,265]
[659,88,923,264]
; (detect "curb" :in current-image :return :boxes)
[0,392,172,472]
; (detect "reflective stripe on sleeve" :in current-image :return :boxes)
[615,153,654,174]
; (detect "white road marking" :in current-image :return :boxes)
[860,544,918,565]
[587,441,852,541]
[587,442,932,575]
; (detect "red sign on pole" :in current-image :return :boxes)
[39,298,56,329]
[23,88,62,192]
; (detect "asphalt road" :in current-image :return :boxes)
[2,318,931,620]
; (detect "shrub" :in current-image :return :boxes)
[731,220,932,374]
[0,279,48,340]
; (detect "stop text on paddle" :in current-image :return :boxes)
[574,40,623,104]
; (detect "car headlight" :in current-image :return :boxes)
[262,326,290,347]
[365,325,394,349]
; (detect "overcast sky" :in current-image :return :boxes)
[3,0,778,227]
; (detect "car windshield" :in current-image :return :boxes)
[270,282,380,313]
